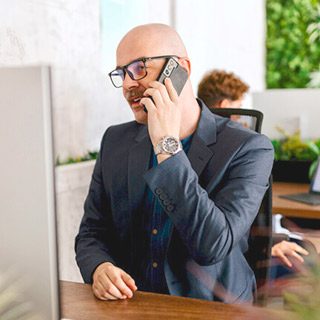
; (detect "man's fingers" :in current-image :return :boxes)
[92,262,137,300]
[93,282,118,300]
[149,80,172,103]
[93,286,108,300]
[293,244,309,256]
[98,272,126,299]
[106,281,127,299]
[122,272,138,291]
[103,292,118,300]
[140,97,156,113]
[95,280,125,300]
[164,78,179,102]
[143,88,164,107]
[108,273,134,298]
[299,248,309,256]
[278,253,292,268]
[272,240,309,268]
[100,271,133,298]
[290,251,305,264]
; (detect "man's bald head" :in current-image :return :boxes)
[116,23,188,65]
[113,23,199,132]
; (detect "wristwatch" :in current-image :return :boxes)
[154,136,182,156]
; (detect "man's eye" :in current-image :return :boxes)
[134,65,145,74]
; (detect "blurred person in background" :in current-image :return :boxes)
[198,69,249,109]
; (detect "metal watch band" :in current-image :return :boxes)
[154,136,182,156]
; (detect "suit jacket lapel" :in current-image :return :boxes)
[128,125,152,211]
[127,101,218,207]
[188,101,217,177]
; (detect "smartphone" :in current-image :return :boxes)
[143,57,188,112]
[157,57,188,95]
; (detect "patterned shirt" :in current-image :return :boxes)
[137,135,193,293]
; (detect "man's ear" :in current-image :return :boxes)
[179,58,191,76]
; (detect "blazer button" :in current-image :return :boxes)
[167,204,174,212]
[163,199,171,205]
[155,188,162,195]
[159,193,168,200]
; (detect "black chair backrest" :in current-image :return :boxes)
[210,107,264,133]
[210,107,272,305]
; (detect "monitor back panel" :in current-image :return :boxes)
[0,66,60,319]
[311,158,320,193]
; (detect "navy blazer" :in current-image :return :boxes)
[75,101,274,303]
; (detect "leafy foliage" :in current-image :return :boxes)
[272,129,320,161]
[266,0,320,88]
[271,129,320,178]
[282,256,320,320]
[56,150,98,166]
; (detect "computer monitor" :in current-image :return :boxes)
[312,158,320,193]
[280,158,320,205]
[0,66,60,319]
[252,89,320,139]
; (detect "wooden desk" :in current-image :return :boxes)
[60,281,278,320]
[273,182,320,219]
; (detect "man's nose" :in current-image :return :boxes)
[122,72,139,89]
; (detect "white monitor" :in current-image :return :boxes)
[311,158,320,194]
[252,89,320,139]
[0,66,60,319]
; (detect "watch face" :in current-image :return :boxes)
[162,136,179,154]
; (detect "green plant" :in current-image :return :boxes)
[307,3,320,43]
[56,150,98,166]
[307,67,320,88]
[272,129,320,161]
[282,256,320,320]
[266,0,320,88]
[307,4,320,88]
[271,129,320,179]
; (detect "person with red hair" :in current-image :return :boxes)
[198,69,249,109]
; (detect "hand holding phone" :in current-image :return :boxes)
[143,58,188,112]
[141,58,188,150]
[158,58,188,95]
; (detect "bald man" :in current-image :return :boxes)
[75,24,274,304]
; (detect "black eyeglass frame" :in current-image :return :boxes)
[108,55,181,88]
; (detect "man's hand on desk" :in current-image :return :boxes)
[272,240,309,268]
[92,262,137,300]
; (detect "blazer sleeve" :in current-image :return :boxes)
[75,130,116,283]
[143,133,274,266]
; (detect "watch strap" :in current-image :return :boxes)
[154,136,182,156]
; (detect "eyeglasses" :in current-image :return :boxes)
[108,55,180,88]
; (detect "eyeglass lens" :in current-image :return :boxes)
[127,60,146,79]
[110,59,147,87]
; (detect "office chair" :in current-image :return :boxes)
[211,107,264,133]
[210,108,272,305]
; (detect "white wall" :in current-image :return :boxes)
[176,0,266,106]
[0,0,264,159]
[0,0,171,161]
[55,161,95,282]
[1,1,102,160]
[0,0,265,158]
